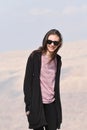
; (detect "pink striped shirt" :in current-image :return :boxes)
[40,54,57,104]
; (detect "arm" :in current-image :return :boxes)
[23,54,33,113]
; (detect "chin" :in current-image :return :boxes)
[49,50,55,53]
[49,48,56,51]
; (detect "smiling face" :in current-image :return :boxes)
[46,34,60,56]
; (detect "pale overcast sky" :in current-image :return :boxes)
[0,0,87,52]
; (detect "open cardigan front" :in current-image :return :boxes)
[23,51,62,129]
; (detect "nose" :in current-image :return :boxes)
[51,42,54,46]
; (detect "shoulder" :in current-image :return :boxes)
[56,54,61,60]
[28,50,41,60]
[56,54,62,66]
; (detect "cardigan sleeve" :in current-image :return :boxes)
[23,54,34,112]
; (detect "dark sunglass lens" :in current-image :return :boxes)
[54,41,59,46]
[47,40,52,44]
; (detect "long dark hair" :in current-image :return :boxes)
[32,29,63,61]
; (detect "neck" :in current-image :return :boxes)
[45,51,52,58]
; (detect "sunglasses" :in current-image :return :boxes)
[47,40,60,46]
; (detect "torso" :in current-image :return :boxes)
[40,54,57,104]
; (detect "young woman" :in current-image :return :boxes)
[23,29,63,130]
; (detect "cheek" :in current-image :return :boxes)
[47,44,49,49]
[55,46,58,49]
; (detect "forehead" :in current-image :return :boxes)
[48,34,60,41]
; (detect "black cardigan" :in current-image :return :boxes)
[23,51,62,129]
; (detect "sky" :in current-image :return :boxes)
[0,0,87,52]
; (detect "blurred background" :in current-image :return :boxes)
[0,0,87,130]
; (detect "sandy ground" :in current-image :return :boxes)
[0,41,87,130]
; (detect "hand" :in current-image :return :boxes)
[26,111,30,116]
